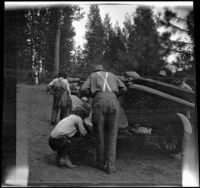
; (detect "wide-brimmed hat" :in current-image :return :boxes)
[93,64,104,72]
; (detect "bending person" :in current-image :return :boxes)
[81,64,127,174]
[49,106,91,168]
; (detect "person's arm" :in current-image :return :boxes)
[76,118,87,136]
[80,75,92,96]
[117,76,127,93]
[47,79,55,93]
[62,79,71,95]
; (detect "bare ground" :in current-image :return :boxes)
[17,84,182,186]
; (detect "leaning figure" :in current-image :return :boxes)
[81,64,127,174]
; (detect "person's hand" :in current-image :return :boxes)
[81,130,87,137]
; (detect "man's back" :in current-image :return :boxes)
[51,78,62,87]
[81,71,127,96]
[80,64,127,174]
[50,114,86,138]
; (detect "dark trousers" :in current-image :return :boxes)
[49,134,94,158]
[92,92,120,169]
[51,91,72,123]
[49,136,71,157]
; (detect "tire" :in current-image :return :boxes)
[158,119,184,154]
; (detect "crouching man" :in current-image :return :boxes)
[48,105,91,168]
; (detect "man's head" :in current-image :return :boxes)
[93,64,104,72]
[58,71,66,79]
[74,105,91,119]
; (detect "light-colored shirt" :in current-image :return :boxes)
[81,71,127,95]
[48,77,71,95]
[50,114,87,138]
[70,95,83,110]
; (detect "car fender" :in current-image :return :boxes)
[176,113,192,134]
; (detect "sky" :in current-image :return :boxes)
[72,3,192,48]
[73,4,139,48]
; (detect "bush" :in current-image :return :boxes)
[17,69,27,83]
[26,70,36,85]
[39,71,52,83]
[17,69,35,84]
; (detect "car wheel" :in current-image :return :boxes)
[158,119,184,154]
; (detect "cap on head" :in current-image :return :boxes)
[93,64,104,72]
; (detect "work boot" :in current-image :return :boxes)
[58,157,67,168]
[63,155,77,168]
[58,156,76,168]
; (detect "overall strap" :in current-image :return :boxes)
[97,72,112,92]
[54,78,65,98]
[58,78,66,91]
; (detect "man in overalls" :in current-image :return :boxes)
[47,71,72,125]
[81,64,127,174]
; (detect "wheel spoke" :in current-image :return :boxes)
[169,143,173,151]
[159,121,183,153]
[172,143,176,150]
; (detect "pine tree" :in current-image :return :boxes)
[85,5,105,66]
[123,13,132,46]
[128,6,164,76]
[13,5,83,82]
[46,5,84,76]
[102,14,115,69]
[103,13,114,56]
[16,10,30,70]
[157,7,194,74]
[102,15,128,73]
[60,6,78,72]
[112,23,127,73]
[5,9,27,74]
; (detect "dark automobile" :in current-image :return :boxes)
[118,72,195,154]
[70,72,196,155]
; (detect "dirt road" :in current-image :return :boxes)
[17,84,182,186]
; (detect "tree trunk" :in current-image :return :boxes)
[37,51,41,84]
[30,30,33,71]
[37,65,40,84]
[54,21,61,76]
